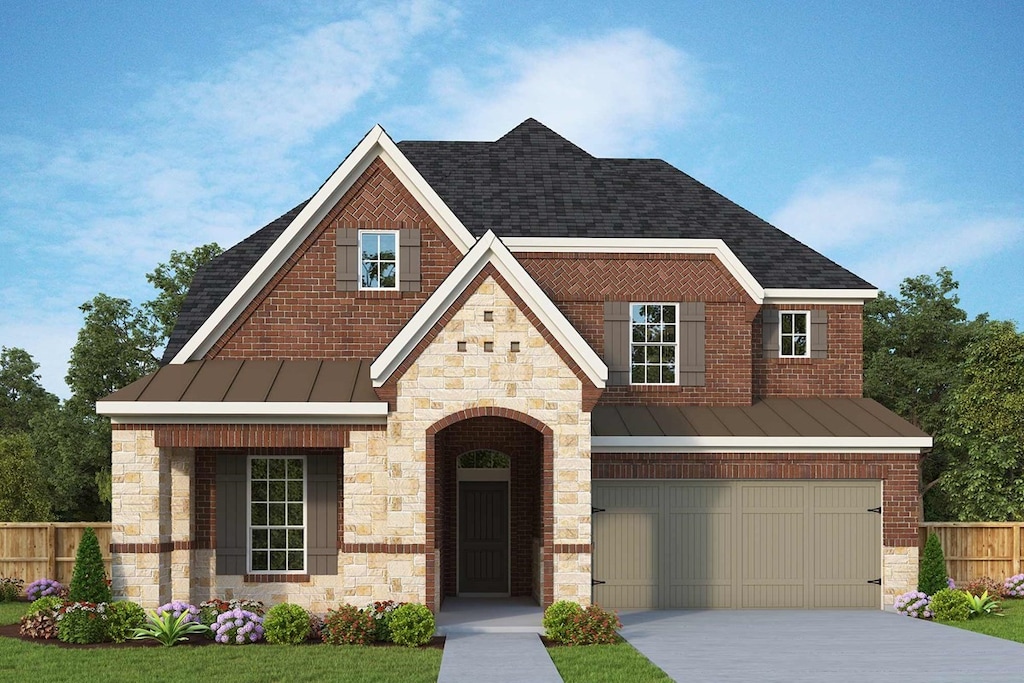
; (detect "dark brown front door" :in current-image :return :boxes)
[458,481,509,593]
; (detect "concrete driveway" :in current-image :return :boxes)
[620,610,1024,683]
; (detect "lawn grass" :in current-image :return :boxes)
[939,597,1024,644]
[547,639,671,683]
[0,601,442,683]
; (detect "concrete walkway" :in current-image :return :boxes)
[437,633,562,683]
[620,609,1024,683]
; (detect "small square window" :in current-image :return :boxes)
[484,341,494,353]
[484,311,494,321]
[780,311,810,358]
[510,341,520,353]
[457,341,467,352]
[359,231,398,289]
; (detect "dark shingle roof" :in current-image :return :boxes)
[163,120,871,362]
[397,118,872,290]
[161,201,308,363]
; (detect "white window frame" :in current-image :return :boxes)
[357,229,400,291]
[246,454,308,575]
[629,302,680,386]
[779,310,811,358]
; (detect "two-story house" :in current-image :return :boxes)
[98,120,930,612]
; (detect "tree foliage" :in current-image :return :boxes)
[0,347,58,434]
[941,322,1024,520]
[68,526,112,603]
[0,432,53,521]
[918,532,948,595]
[144,243,222,342]
[863,268,991,519]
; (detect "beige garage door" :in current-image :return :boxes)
[592,480,881,609]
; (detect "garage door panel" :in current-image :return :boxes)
[593,480,881,610]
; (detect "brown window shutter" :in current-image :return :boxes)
[306,455,339,576]
[603,301,630,386]
[810,309,828,358]
[678,302,706,386]
[762,307,780,358]
[399,228,421,292]
[335,228,359,291]
[215,455,247,575]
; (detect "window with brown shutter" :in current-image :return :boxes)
[336,227,421,292]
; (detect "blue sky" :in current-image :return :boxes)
[2,0,1021,397]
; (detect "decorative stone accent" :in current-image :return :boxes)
[883,546,919,607]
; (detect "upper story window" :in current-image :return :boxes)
[630,303,678,385]
[780,311,810,358]
[359,230,398,290]
[249,456,306,573]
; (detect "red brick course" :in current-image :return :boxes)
[592,451,920,547]
[126,423,382,449]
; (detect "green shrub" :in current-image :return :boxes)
[543,600,584,643]
[106,601,147,643]
[0,577,24,602]
[918,532,948,596]
[363,600,404,642]
[388,603,434,647]
[68,527,112,604]
[56,602,108,643]
[322,604,376,645]
[931,588,971,622]
[27,595,64,617]
[562,604,621,645]
[264,602,311,645]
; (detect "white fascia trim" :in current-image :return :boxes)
[763,288,878,304]
[591,436,932,454]
[97,401,389,425]
[170,124,475,364]
[504,237,765,303]
[371,231,608,388]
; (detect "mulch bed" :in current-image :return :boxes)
[0,623,445,650]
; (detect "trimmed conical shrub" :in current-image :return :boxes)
[918,532,948,596]
[68,527,112,603]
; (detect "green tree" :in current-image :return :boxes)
[0,347,58,434]
[0,432,53,521]
[942,322,1024,520]
[918,532,948,595]
[65,294,159,408]
[144,243,222,342]
[68,526,112,603]
[863,268,991,519]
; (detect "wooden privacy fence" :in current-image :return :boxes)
[0,523,112,585]
[920,522,1024,582]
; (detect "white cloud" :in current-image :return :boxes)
[770,161,1024,289]
[412,29,706,156]
[0,0,459,396]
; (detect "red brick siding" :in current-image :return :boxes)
[136,423,382,449]
[592,451,919,547]
[435,417,544,598]
[753,304,864,398]
[208,158,463,360]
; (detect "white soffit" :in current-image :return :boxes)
[591,435,932,454]
[502,237,877,305]
[96,401,389,425]
[371,231,608,388]
[170,124,476,364]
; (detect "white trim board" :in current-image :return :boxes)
[97,401,389,425]
[591,435,932,454]
[370,230,608,388]
[170,124,476,364]
[502,237,878,305]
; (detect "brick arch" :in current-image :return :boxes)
[425,407,554,611]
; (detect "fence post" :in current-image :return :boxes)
[1014,523,1021,577]
[46,524,56,579]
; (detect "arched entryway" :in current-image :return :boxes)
[425,409,553,611]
